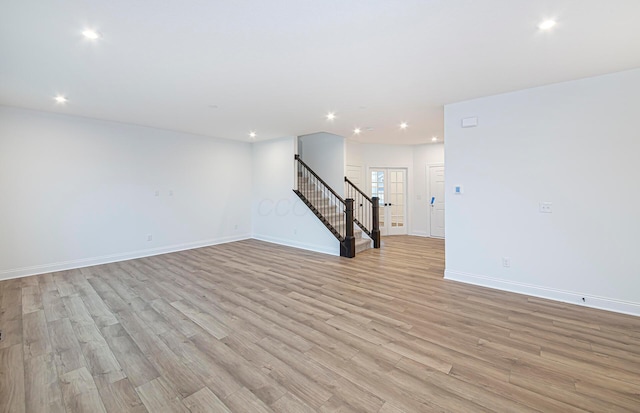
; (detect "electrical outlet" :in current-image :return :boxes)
[155,190,159,197]
[502,257,511,268]
[147,235,152,242]
[234,224,238,230]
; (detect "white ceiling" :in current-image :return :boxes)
[1,0,639,145]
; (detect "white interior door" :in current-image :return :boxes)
[371,168,407,236]
[346,165,362,186]
[429,165,445,238]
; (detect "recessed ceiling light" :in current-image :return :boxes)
[54,95,68,104]
[249,131,257,138]
[400,122,408,130]
[538,19,556,31]
[82,29,101,40]
[432,136,438,142]
[353,128,361,135]
[326,112,336,121]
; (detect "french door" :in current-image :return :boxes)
[370,168,407,236]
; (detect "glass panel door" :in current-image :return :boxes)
[388,169,406,235]
[370,168,407,236]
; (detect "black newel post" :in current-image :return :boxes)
[371,196,381,248]
[341,198,356,258]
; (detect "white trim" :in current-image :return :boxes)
[409,230,430,237]
[426,163,445,238]
[251,234,339,256]
[445,269,640,317]
[0,234,251,281]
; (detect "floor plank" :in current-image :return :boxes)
[59,367,107,413]
[0,344,26,413]
[24,352,65,413]
[182,386,231,413]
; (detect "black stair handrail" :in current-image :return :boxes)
[344,177,381,249]
[344,176,372,234]
[294,155,355,257]
[295,155,345,204]
[344,177,373,203]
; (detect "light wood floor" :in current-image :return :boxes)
[1,236,640,412]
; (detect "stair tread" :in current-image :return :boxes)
[354,237,373,254]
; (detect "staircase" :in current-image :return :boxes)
[354,227,374,254]
[293,155,380,258]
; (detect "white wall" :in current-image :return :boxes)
[0,106,252,280]
[346,141,445,237]
[444,68,640,316]
[298,132,345,196]
[252,137,340,255]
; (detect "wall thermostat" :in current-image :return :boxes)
[461,117,478,128]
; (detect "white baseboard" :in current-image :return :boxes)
[409,231,430,237]
[409,231,444,240]
[0,234,251,281]
[251,234,339,256]
[445,269,640,317]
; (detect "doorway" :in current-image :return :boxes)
[370,168,407,236]
[428,165,445,238]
